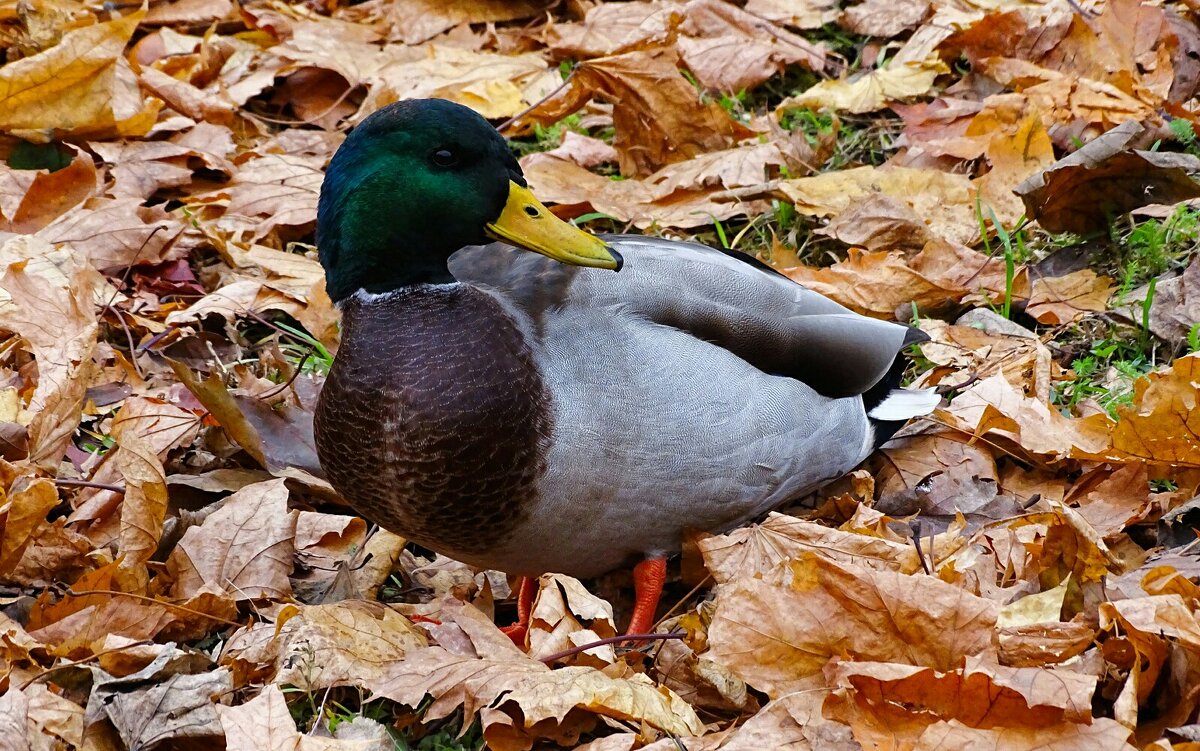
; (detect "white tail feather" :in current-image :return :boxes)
[868,388,939,421]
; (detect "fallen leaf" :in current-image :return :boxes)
[369,643,705,750]
[697,511,920,584]
[527,46,753,176]
[272,601,427,689]
[779,55,948,114]
[0,12,159,141]
[381,0,552,45]
[0,478,59,576]
[777,165,978,246]
[830,655,1098,726]
[1017,121,1200,234]
[98,667,231,749]
[841,0,929,37]
[114,434,169,591]
[1027,269,1114,324]
[707,554,998,697]
[0,149,98,233]
[1109,353,1200,468]
[0,236,100,469]
[745,0,840,29]
[167,478,297,600]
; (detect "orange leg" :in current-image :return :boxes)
[499,576,538,646]
[626,558,667,635]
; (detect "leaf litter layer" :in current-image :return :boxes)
[1,0,1200,748]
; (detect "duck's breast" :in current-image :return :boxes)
[314,284,551,560]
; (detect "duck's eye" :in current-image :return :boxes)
[431,148,460,168]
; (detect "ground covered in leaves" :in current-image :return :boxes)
[1,0,1200,748]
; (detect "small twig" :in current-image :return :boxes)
[538,632,685,664]
[20,638,154,690]
[64,589,244,627]
[54,478,126,494]
[258,349,312,401]
[498,71,575,134]
[653,574,712,630]
[912,522,932,575]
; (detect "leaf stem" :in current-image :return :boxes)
[538,632,685,664]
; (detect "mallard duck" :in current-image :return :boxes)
[313,98,937,641]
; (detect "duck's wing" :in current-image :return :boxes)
[449,235,918,398]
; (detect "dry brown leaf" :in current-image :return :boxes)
[906,719,1136,750]
[1027,269,1114,324]
[89,140,201,200]
[114,434,169,591]
[697,511,920,584]
[545,0,822,92]
[0,12,159,141]
[380,0,551,45]
[272,601,427,689]
[940,373,1115,461]
[0,683,85,751]
[0,149,98,233]
[523,135,795,228]
[0,478,59,577]
[707,554,998,698]
[0,236,100,469]
[541,131,619,169]
[830,655,1098,726]
[1109,353,1200,468]
[970,110,1056,227]
[99,668,231,749]
[530,46,753,176]
[1119,254,1200,344]
[914,317,1054,398]
[1017,121,1200,234]
[36,198,185,271]
[712,690,856,750]
[777,165,978,246]
[841,0,929,37]
[745,0,840,29]
[68,397,201,547]
[528,573,617,664]
[816,193,931,252]
[220,683,391,750]
[779,55,947,114]
[167,478,297,600]
[369,644,705,750]
[783,240,1016,319]
[674,0,824,92]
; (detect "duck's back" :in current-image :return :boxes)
[448,238,903,577]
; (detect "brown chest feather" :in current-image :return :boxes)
[314,285,552,556]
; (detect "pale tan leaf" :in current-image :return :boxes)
[745,0,840,29]
[0,236,99,469]
[368,645,705,749]
[36,198,186,271]
[381,0,552,45]
[167,478,296,600]
[698,511,920,585]
[273,601,427,689]
[100,669,231,749]
[777,165,978,246]
[779,56,947,114]
[708,554,998,698]
[115,435,169,589]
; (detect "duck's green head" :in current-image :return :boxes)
[317,98,620,302]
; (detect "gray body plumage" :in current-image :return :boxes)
[423,235,922,578]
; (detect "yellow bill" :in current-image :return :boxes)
[486,181,622,270]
